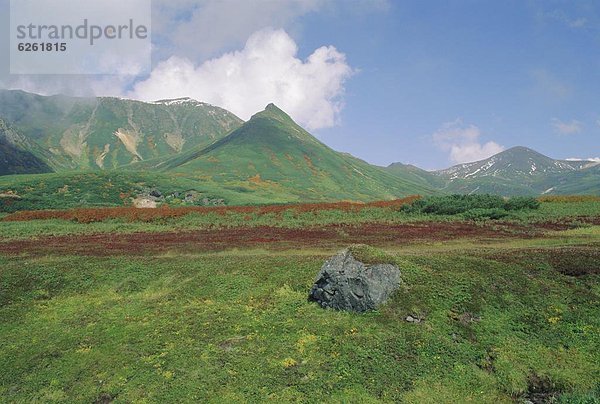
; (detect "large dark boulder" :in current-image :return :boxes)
[309,248,401,312]
[149,189,163,198]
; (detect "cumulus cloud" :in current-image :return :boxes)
[151,0,390,61]
[551,118,583,135]
[2,1,385,100]
[129,28,354,130]
[152,0,323,61]
[433,119,504,164]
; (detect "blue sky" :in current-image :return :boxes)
[1,0,598,169]
[299,1,600,168]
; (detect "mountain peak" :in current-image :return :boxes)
[501,146,546,158]
[504,146,536,153]
[264,103,287,115]
[250,103,294,123]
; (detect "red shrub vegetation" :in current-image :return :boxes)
[2,196,421,223]
[538,195,600,203]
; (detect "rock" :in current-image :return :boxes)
[149,189,162,198]
[405,315,422,323]
[308,248,400,312]
[200,197,226,206]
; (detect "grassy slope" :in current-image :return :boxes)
[440,177,543,196]
[148,104,434,201]
[0,137,52,176]
[0,118,54,175]
[0,171,297,212]
[0,215,598,402]
[549,166,600,195]
[438,167,600,196]
[385,163,446,190]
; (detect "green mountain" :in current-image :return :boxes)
[134,104,433,201]
[0,90,243,171]
[385,162,446,189]
[431,147,599,195]
[0,90,597,210]
[546,165,600,195]
[0,119,52,175]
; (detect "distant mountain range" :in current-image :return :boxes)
[0,89,598,207]
[386,146,599,196]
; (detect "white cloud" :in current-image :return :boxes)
[5,74,135,98]
[151,0,390,62]
[2,1,386,99]
[129,28,354,130]
[569,18,587,28]
[542,9,587,29]
[551,118,583,135]
[433,119,504,164]
[152,0,324,61]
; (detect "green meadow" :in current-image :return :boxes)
[1,198,599,403]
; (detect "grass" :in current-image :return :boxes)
[0,199,599,402]
[1,246,598,402]
[0,171,290,213]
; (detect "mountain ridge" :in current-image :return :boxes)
[0,89,598,201]
[434,146,594,180]
[147,103,434,201]
[0,89,243,171]
[384,146,599,195]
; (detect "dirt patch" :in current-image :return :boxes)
[218,336,247,352]
[522,373,561,404]
[0,221,539,257]
[525,218,600,230]
[114,129,142,160]
[95,144,111,168]
[94,392,116,404]
[547,248,599,276]
[132,197,158,209]
[0,191,20,199]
